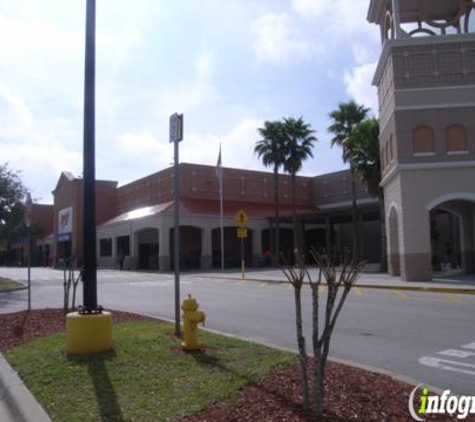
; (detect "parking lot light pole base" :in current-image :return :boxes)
[66,311,112,356]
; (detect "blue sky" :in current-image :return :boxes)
[0,0,380,204]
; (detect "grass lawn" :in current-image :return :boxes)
[0,277,22,291]
[6,321,294,422]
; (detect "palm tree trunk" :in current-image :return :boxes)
[291,173,298,257]
[274,166,280,263]
[350,165,359,261]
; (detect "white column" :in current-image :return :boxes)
[391,0,404,38]
[201,223,212,270]
[252,225,263,266]
[128,220,134,269]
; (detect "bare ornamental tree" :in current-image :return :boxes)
[280,250,366,417]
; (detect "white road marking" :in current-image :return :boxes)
[438,349,475,359]
[462,342,475,350]
[126,281,190,287]
[419,356,475,376]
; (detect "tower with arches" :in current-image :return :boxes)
[368,0,475,280]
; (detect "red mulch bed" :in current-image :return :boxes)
[0,309,462,421]
[0,308,156,351]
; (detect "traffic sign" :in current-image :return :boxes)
[234,209,248,227]
[169,113,184,143]
[237,228,247,238]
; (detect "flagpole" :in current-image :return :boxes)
[219,144,224,271]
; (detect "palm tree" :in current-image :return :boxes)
[254,121,286,260]
[282,117,316,254]
[346,118,387,271]
[280,116,316,412]
[328,100,369,261]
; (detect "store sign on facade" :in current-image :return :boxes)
[58,206,73,242]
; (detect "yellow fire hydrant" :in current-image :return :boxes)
[181,294,206,351]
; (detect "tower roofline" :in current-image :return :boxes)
[372,32,475,86]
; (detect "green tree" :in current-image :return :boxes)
[346,118,387,271]
[255,121,286,260]
[0,163,26,225]
[0,163,28,264]
[282,117,316,253]
[328,100,369,260]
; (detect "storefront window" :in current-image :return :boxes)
[100,238,112,257]
[116,236,130,256]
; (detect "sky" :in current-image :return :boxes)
[0,0,381,204]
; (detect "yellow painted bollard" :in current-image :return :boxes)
[66,311,112,356]
[181,294,206,351]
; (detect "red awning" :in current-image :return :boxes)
[100,198,319,226]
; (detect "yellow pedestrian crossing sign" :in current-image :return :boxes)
[234,209,248,227]
[237,228,248,238]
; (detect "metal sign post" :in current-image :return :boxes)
[170,113,184,337]
[235,210,248,281]
[25,193,32,311]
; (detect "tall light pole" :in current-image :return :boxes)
[65,0,112,356]
[82,0,98,314]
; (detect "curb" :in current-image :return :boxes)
[350,284,475,295]
[0,287,28,295]
[117,308,446,395]
[328,356,444,396]
[0,353,51,422]
[199,275,475,295]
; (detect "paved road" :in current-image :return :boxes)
[1,267,474,395]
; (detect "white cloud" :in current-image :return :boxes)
[344,61,378,113]
[152,50,219,120]
[0,10,83,80]
[1,135,82,204]
[0,81,82,202]
[119,132,169,165]
[209,118,264,171]
[291,0,326,19]
[291,0,379,36]
[0,83,34,138]
[116,118,265,185]
[352,43,378,66]
[251,13,312,64]
[97,28,143,71]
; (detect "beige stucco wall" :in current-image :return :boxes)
[383,163,475,279]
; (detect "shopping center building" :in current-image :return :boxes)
[50,164,381,272]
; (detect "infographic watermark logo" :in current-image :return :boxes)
[409,384,475,420]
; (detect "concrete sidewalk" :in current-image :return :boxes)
[197,268,475,294]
